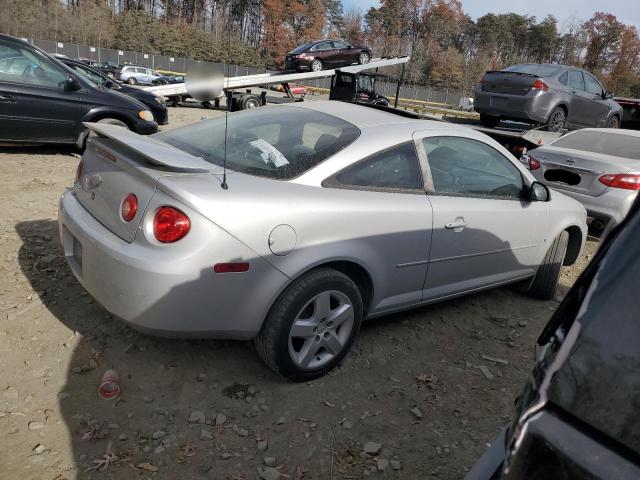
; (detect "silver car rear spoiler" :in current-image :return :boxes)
[84,122,218,173]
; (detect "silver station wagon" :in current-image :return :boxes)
[58,101,587,380]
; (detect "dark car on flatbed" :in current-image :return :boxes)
[467,196,640,480]
[475,63,622,132]
[0,34,157,147]
[284,39,371,72]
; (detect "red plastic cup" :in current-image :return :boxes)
[98,369,121,399]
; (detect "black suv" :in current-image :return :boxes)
[467,197,640,479]
[0,34,157,148]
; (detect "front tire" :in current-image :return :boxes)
[606,115,620,128]
[96,118,128,128]
[358,52,370,65]
[528,231,569,300]
[255,268,363,381]
[126,77,137,85]
[310,59,323,72]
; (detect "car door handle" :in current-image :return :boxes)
[445,219,466,230]
[0,93,16,102]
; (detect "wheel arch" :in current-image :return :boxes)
[563,225,583,266]
[83,109,135,130]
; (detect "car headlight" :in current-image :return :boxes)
[138,110,154,122]
[154,95,165,106]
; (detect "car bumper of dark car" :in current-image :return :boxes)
[285,58,311,71]
[474,87,554,123]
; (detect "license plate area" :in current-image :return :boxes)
[490,96,508,108]
[544,169,581,186]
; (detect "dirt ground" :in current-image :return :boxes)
[0,105,598,480]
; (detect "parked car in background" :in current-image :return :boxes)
[119,65,163,85]
[78,59,120,79]
[163,74,185,84]
[523,128,640,234]
[0,34,157,147]
[62,58,168,125]
[285,39,371,72]
[474,63,623,132]
[59,101,586,381]
[467,195,640,480]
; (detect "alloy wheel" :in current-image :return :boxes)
[288,290,354,370]
[548,109,565,132]
[311,60,323,72]
[359,53,370,64]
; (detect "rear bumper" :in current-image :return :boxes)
[474,87,553,123]
[58,189,288,339]
[546,187,637,228]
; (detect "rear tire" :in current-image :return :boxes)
[240,94,260,110]
[606,115,620,128]
[254,268,363,381]
[528,231,569,300]
[480,113,500,128]
[126,77,137,85]
[547,107,566,132]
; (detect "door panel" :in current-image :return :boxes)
[423,196,545,300]
[583,73,611,126]
[566,71,591,128]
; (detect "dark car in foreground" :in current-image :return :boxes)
[284,39,371,72]
[62,58,168,125]
[0,34,157,147]
[474,63,623,132]
[467,197,640,480]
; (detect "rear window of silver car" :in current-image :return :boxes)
[155,106,361,179]
[504,64,561,77]
[552,131,640,160]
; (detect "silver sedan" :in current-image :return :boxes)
[58,101,587,380]
[524,128,640,235]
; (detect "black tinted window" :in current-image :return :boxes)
[290,43,311,54]
[568,71,585,90]
[423,137,523,198]
[156,107,360,179]
[327,142,422,191]
[584,73,603,95]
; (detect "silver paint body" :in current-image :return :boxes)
[528,128,640,227]
[58,101,587,339]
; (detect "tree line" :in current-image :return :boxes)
[1,0,638,96]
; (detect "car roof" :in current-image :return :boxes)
[289,100,464,131]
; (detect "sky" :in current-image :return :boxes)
[341,0,640,29]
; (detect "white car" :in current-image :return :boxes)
[119,65,162,85]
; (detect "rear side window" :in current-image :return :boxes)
[552,131,640,160]
[312,42,333,51]
[332,41,348,49]
[0,41,67,88]
[156,106,361,179]
[423,136,523,199]
[324,142,423,192]
[568,71,585,91]
[559,71,568,85]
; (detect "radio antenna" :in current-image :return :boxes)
[220,11,231,190]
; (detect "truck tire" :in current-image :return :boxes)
[528,231,569,300]
[480,113,500,128]
[240,94,260,110]
[254,268,363,381]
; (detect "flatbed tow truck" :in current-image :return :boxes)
[145,55,565,152]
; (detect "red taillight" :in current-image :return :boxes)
[528,155,540,170]
[599,173,640,190]
[531,79,549,92]
[75,159,84,181]
[121,194,138,222]
[153,206,190,243]
[213,262,250,273]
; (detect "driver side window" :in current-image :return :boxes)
[0,41,67,88]
[423,136,523,199]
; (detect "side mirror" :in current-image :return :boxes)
[528,181,550,202]
[604,90,614,99]
[64,75,82,92]
[104,80,115,89]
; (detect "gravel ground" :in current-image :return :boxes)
[0,105,598,480]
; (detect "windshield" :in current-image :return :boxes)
[504,64,561,77]
[290,43,311,54]
[155,106,360,179]
[67,64,115,88]
[552,131,640,160]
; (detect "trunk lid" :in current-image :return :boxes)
[481,71,537,96]
[75,123,218,243]
[530,146,637,196]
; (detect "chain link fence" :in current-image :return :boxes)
[21,37,466,107]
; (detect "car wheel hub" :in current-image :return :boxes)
[288,290,354,370]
